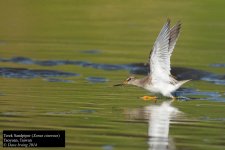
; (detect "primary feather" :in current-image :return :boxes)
[149,19,181,83]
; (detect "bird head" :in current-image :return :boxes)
[114,76,137,86]
[123,76,137,85]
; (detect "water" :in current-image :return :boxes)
[1,56,224,85]
[0,0,225,150]
[125,102,181,150]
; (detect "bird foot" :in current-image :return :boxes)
[140,96,157,102]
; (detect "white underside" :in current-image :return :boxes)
[144,82,179,98]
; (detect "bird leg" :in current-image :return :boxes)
[140,96,157,103]
[169,96,176,103]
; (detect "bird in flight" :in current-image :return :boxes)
[114,19,190,101]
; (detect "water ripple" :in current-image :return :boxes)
[43,78,75,83]
[176,88,225,102]
[0,67,79,79]
[86,77,109,83]
[80,50,101,54]
[0,57,224,85]
[44,109,96,116]
[210,64,225,68]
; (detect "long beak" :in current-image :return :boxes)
[113,83,124,86]
[113,80,127,86]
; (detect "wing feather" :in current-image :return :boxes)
[149,20,181,82]
[168,22,181,55]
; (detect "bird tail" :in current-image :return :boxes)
[176,79,191,88]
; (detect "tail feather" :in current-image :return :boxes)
[176,79,191,88]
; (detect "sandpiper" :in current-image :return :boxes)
[115,19,190,100]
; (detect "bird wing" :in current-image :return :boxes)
[148,20,181,83]
[168,22,181,55]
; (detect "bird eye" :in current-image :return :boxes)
[127,78,131,81]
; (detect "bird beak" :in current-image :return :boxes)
[113,80,127,86]
[113,83,124,86]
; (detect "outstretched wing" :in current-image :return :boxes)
[168,21,181,55]
[149,20,181,82]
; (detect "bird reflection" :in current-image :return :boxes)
[124,101,182,150]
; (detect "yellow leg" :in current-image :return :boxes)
[170,96,176,103]
[140,96,157,103]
